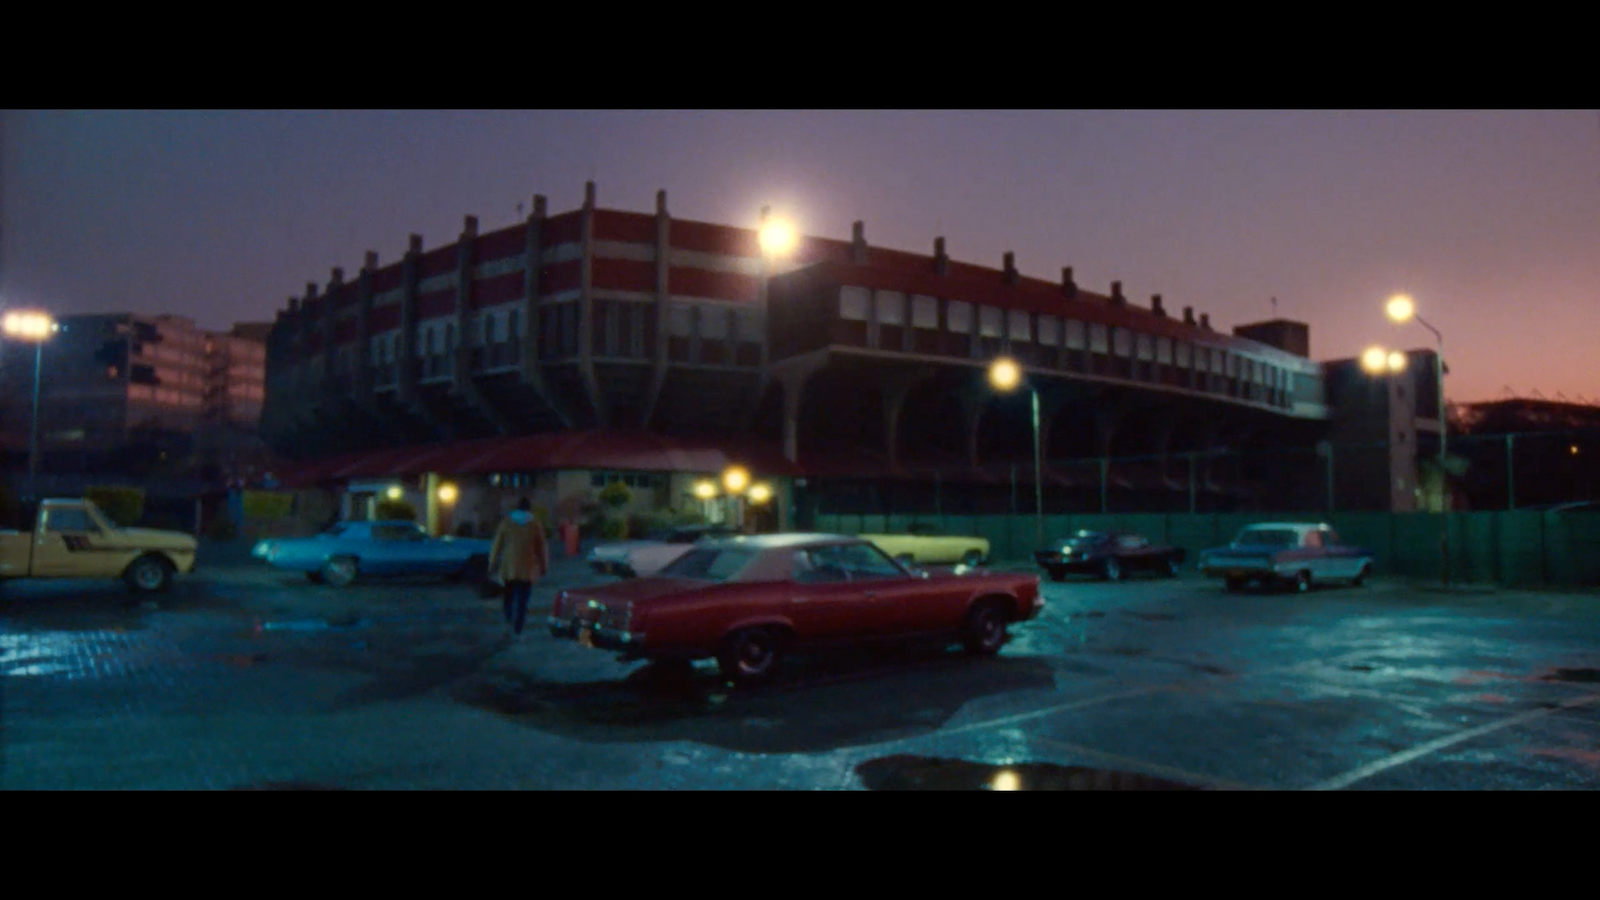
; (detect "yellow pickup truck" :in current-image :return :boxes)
[0,497,198,593]
[862,523,990,567]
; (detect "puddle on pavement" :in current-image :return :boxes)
[1345,664,1379,672]
[1067,611,1106,620]
[854,755,1203,790]
[263,617,370,633]
[1541,668,1600,684]
[1124,612,1179,622]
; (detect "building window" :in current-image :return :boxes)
[946,301,973,333]
[1087,323,1107,353]
[977,306,1003,338]
[506,309,519,340]
[1156,336,1173,365]
[875,291,905,326]
[1111,327,1131,357]
[911,295,938,329]
[1135,333,1153,362]
[1007,310,1031,342]
[1064,320,1086,350]
[840,286,870,321]
[699,306,728,340]
[668,303,692,337]
[733,308,759,343]
[1037,315,1060,346]
[1210,349,1224,374]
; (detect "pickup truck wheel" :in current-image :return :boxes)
[717,628,782,685]
[321,556,359,587]
[960,550,985,567]
[1101,557,1123,582]
[1225,576,1246,593]
[962,601,1008,656]
[124,555,172,593]
[1352,564,1371,587]
[1294,570,1312,593]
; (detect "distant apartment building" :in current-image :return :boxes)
[0,313,274,482]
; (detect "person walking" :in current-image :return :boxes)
[488,498,550,639]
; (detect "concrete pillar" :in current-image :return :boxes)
[452,213,509,433]
[775,360,823,463]
[640,189,673,429]
[577,181,606,427]
[355,251,376,402]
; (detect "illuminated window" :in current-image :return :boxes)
[978,306,1003,338]
[1037,315,1060,346]
[946,301,973,333]
[1211,350,1224,374]
[840,286,870,321]
[1135,333,1153,362]
[911,295,938,329]
[875,291,905,326]
[1156,337,1173,364]
[1008,310,1032,341]
[1088,323,1108,353]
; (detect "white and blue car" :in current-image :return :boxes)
[252,520,492,587]
[1198,522,1374,593]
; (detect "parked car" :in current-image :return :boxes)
[1,497,197,593]
[252,520,492,587]
[548,533,1042,684]
[586,524,740,577]
[1197,522,1374,593]
[1032,530,1185,581]
[861,523,990,567]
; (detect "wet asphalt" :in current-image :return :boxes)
[3,548,1599,790]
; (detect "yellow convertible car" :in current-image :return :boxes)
[862,524,990,567]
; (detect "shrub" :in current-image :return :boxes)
[597,517,628,540]
[205,516,239,541]
[598,480,632,510]
[374,498,417,521]
[86,486,145,527]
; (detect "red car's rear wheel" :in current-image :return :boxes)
[718,628,782,685]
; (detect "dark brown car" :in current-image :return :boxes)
[548,533,1044,684]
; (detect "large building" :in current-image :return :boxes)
[0,313,274,484]
[262,182,1444,524]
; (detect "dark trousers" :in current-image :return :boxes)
[503,580,533,634]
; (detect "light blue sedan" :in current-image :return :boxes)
[252,521,493,587]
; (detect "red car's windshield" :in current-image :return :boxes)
[658,547,757,581]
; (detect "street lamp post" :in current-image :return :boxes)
[3,310,57,500]
[988,357,1044,549]
[1386,295,1450,586]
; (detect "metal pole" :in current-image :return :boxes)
[1031,387,1043,548]
[1326,443,1335,514]
[1437,345,1448,587]
[27,340,41,500]
[1099,456,1109,514]
[1506,433,1515,511]
[1188,452,1197,514]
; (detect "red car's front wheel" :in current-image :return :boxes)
[718,628,783,685]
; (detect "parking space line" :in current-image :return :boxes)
[1306,691,1600,791]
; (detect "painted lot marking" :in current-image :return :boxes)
[1307,691,1600,791]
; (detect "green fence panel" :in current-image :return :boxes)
[1565,514,1600,586]
[971,515,1011,563]
[1165,515,1220,560]
[860,514,887,535]
[1457,513,1497,584]
[1044,514,1076,545]
[814,514,840,534]
[1392,514,1445,579]
[1497,512,1546,586]
[1332,513,1394,575]
[1120,514,1168,545]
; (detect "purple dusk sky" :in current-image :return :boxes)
[3,109,1597,403]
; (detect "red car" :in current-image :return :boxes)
[548,533,1044,684]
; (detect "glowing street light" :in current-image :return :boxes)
[436,482,459,504]
[693,480,718,500]
[757,208,799,259]
[1383,292,1450,584]
[987,356,1043,548]
[747,483,773,505]
[386,485,404,500]
[722,465,750,495]
[3,309,59,500]
[1361,346,1408,375]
